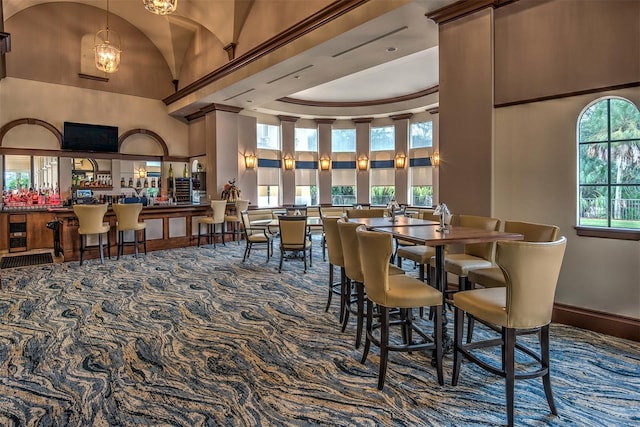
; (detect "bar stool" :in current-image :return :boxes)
[224,199,249,244]
[73,204,110,265]
[112,203,147,259]
[198,200,227,247]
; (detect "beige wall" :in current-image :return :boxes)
[494,87,640,319]
[5,3,174,100]
[494,0,640,105]
[0,77,188,156]
[438,8,494,216]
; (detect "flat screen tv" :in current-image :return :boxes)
[63,122,119,153]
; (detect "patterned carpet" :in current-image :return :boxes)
[0,239,638,426]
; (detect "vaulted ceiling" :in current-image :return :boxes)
[4,0,457,119]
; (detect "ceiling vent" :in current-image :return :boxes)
[332,26,408,58]
[267,65,314,85]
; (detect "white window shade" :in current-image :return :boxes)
[332,169,356,186]
[371,168,394,186]
[411,167,433,186]
[295,168,317,186]
[258,167,280,186]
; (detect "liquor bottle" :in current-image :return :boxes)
[183,164,188,178]
[144,179,149,188]
[168,164,174,178]
[128,177,133,188]
[120,177,125,187]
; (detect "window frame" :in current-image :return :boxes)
[575,96,640,241]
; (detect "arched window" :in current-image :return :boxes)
[577,97,640,230]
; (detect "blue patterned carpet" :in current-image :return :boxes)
[0,240,638,426]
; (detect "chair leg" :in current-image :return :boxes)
[339,268,346,323]
[504,327,516,427]
[451,306,464,386]
[243,242,250,262]
[107,231,111,259]
[98,234,105,264]
[360,297,373,364]
[540,325,557,415]
[278,249,284,273]
[117,231,122,260]
[377,306,390,390]
[326,264,334,312]
[433,304,444,385]
[79,235,85,265]
[134,230,139,258]
[142,229,147,255]
[355,281,365,349]
[197,224,202,247]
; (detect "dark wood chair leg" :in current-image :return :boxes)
[504,327,516,427]
[451,306,464,386]
[377,306,389,390]
[355,281,365,349]
[541,325,557,415]
[98,234,105,264]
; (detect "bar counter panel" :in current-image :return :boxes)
[46,204,212,262]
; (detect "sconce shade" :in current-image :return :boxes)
[244,153,257,169]
[357,157,369,171]
[283,156,295,170]
[395,153,406,169]
[319,157,331,171]
[431,152,440,167]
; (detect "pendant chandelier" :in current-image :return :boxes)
[143,0,178,16]
[94,0,121,73]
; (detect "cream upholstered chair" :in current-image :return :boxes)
[452,237,567,427]
[112,203,147,259]
[395,210,443,283]
[277,215,312,273]
[467,221,560,289]
[357,227,443,390]
[463,221,560,341]
[345,208,385,218]
[337,219,404,349]
[321,216,346,319]
[240,210,272,262]
[440,214,501,296]
[198,200,227,247]
[224,199,250,244]
[73,204,110,265]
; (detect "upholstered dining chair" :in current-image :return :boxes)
[337,219,405,349]
[321,216,346,320]
[452,237,567,427]
[278,215,312,273]
[345,208,385,218]
[112,203,147,259]
[464,221,560,341]
[357,226,444,390]
[439,214,501,297]
[224,199,250,244]
[395,210,444,283]
[198,200,227,247]
[73,204,110,265]
[240,210,273,262]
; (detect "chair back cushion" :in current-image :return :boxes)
[322,216,344,267]
[504,221,559,242]
[498,237,567,328]
[278,216,308,249]
[234,200,250,218]
[73,204,109,235]
[356,227,391,304]
[459,214,501,260]
[210,200,227,223]
[337,219,364,282]
[346,208,385,218]
[421,210,440,222]
[112,203,143,230]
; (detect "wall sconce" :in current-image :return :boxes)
[430,151,440,167]
[283,156,295,171]
[138,168,147,178]
[394,153,406,169]
[357,156,369,171]
[244,153,257,169]
[319,157,331,171]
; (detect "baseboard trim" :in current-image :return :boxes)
[552,303,639,342]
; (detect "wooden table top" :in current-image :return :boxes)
[346,216,439,228]
[372,225,524,246]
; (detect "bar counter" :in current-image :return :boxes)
[0,204,214,262]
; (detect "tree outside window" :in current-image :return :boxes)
[578,97,640,229]
[410,121,432,148]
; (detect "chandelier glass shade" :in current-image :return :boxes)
[94,0,121,73]
[143,0,178,15]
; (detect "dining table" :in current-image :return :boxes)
[366,224,524,356]
[346,216,439,228]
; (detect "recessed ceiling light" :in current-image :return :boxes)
[387,47,397,52]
